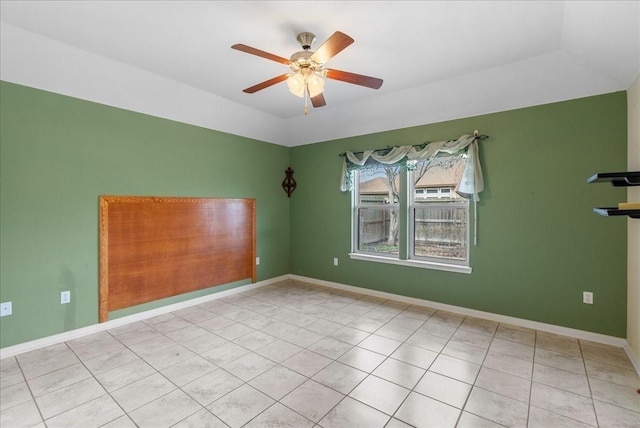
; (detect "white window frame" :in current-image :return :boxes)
[351,169,400,259]
[408,168,470,267]
[349,167,472,274]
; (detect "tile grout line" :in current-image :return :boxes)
[525,327,538,428]
[8,280,638,427]
[12,354,48,427]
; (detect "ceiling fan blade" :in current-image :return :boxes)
[243,74,289,93]
[310,92,326,108]
[310,31,354,64]
[231,44,291,65]
[324,69,383,89]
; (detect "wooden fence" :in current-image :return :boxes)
[357,203,467,259]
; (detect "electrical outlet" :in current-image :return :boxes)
[583,291,593,304]
[256,257,260,265]
[333,258,338,266]
[0,301,12,317]
[60,291,71,304]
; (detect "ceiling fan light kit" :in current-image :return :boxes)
[232,31,383,115]
[287,68,324,98]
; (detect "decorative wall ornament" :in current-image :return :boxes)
[282,167,297,197]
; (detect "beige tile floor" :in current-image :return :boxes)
[1,279,639,427]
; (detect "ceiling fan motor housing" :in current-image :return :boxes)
[290,33,322,72]
[289,50,322,72]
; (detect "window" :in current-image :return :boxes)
[351,155,470,273]
[409,155,469,265]
[342,132,485,274]
[354,165,400,258]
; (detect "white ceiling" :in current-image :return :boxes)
[1,1,639,146]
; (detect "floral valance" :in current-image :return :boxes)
[340,133,485,202]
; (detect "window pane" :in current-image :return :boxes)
[413,203,467,260]
[411,155,469,263]
[358,207,399,256]
[413,155,465,202]
[358,164,400,205]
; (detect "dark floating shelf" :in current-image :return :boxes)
[589,171,640,219]
[593,207,640,219]
[587,171,640,186]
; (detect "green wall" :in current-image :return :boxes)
[0,81,290,348]
[0,81,628,348]
[290,92,628,338]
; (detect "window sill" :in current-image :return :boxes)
[348,253,472,274]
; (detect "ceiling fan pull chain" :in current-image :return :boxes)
[304,83,309,115]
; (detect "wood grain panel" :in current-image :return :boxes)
[99,196,256,322]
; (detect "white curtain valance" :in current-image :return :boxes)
[340,133,484,202]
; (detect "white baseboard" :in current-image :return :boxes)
[0,275,287,360]
[2,273,636,379]
[624,343,640,375]
[288,274,630,350]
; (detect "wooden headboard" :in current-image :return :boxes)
[99,196,256,322]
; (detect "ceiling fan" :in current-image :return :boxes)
[231,31,383,114]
